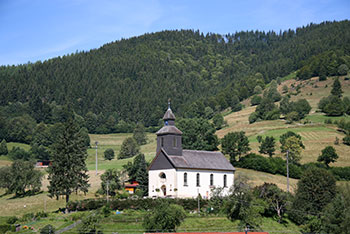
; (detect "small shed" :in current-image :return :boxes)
[125,181,139,194]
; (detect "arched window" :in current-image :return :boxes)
[159,172,166,179]
[196,173,200,187]
[210,174,214,186]
[223,174,227,187]
[173,137,177,147]
[161,137,164,147]
[184,172,188,186]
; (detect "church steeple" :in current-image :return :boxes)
[156,101,183,156]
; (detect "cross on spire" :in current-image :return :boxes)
[168,98,171,110]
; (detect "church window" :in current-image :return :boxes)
[184,172,188,186]
[210,174,214,186]
[223,175,227,187]
[161,137,164,147]
[173,137,177,147]
[196,173,200,187]
[159,172,166,179]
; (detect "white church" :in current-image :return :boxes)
[148,104,235,199]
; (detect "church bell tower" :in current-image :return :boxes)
[155,101,183,156]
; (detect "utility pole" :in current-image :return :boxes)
[95,141,98,176]
[286,149,289,193]
[106,181,109,203]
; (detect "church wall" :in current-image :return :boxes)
[148,168,177,197]
[175,169,234,199]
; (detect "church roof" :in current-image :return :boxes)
[156,125,182,136]
[163,108,176,120]
[164,149,235,171]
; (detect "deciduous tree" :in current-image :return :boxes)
[118,137,140,159]
[221,131,250,163]
[317,146,338,167]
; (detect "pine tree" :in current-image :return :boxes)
[133,123,147,145]
[331,77,343,97]
[0,139,8,155]
[47,109,89,205]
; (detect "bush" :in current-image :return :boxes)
[249,112,259,124]
[343,134,350,146]
[103,148,115,160]
[251,95,262,106]
[143,202,186,232]
[0,224,11,233]
[40,224,56,234]
[6,216,18,224]
[330,167,350,180]
[236,153,276,174]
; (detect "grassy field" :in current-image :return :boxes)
[218,76,350,166]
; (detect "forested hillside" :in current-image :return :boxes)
[0,20,349,129]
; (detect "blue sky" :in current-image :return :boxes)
[0,0,349,65]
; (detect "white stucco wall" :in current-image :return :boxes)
[148,168,234,198]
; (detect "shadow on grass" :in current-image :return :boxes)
[8,190,44,200]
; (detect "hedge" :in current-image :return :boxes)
[236,153,349,181]
[67,197,208,212]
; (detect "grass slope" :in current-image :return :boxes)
[217,76,350,166]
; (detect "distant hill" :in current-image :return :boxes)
[0,20,349,127]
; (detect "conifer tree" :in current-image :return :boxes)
[133,123,147,145]
[47,108,89,205]
[259,136,276,157]
[0,139,8,155]
[331,77,343,97]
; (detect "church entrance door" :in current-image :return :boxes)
[161,185,166,196]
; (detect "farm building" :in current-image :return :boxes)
[148,103,235,198]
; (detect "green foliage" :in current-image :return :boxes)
[1,161,43,196]
[250,95,262,106]
[254,183,290,222]
[221,131,250,163]
[280,136,303,164]
[254,85,263,94]
[212,113,224,130]
[132,123,147,145]
[118,137,140,159]
[7,115,36,143]
[323,95,345,116]
[103,148,115,161]
[252,96,280,122]
[265,80,282,102]
[322,185,350,234]
[224,176,265,229]
[177,118,219,151]
[331,77,343,97]
[0,139,8,155]
[6,216,18,224]
[280,97,311,121]
[99,169,121,196]
[143,202,186,232]
[343,134,350,145]
[0,22,348,128]
[289,167,336,225]
[47,109,90,204]
[30,144,51,161]
[40,224,56,234]
[78,214,102,234]
[282,85,288,94]
[8,146,32,161]
[317,146,339,167]
[338,64,349,75]
[258,136,276,157]
[123,153,149,196]
[279,131,305,152]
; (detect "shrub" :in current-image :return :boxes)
[103,148,115,160]
[343,134,350,146]
[249,112,258,124]
[40,224,56,234]
[6,216,18,224]
[330,167,350,180]
[236,153,276,174]
[0,224,11,233]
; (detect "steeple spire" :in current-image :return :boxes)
[168,98,171,110]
